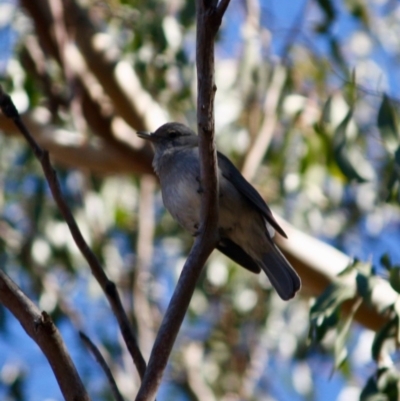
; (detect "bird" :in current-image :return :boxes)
[137,122,301,300]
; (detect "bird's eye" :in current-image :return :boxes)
[169,132,179,138]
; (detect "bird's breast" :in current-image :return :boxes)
[159,154,202,234]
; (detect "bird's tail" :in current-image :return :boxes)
[260,245,301,300]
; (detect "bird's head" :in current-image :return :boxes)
[137,122,198,154]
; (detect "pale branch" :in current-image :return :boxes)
[19,0,164,170]
[134,175,158,358]
[0,113,152,174]
[59,0,168,131]
[20,0,167,133]
[0,270,90,401]
[134,1,231,400]
[0,86,147,380]
[275,218,394,331]
[20,32,154,174]
[80,332,125,401]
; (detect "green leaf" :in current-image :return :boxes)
[378,95,399,153]
[371,318,396,362]
[356,272,380,305]
[389,269,400,294]
[333,110,372,183]
[315,0,336,33]
[354,260,374,276]
[386,146,400,202]
[379,367,400,400]
[380,254,392,271]
[360,374,384,401]
[321,96,333,124]
[395,298,400,346]
[309,283,356,343]
[333,298,362,371]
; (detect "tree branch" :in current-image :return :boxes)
[275,218,394,331]
[80,332,125,401]
[0,112,152,174]
[0,86,147,380]
[0,270,90,401]
[133,1,231,400]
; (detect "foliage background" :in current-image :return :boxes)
[1,0,400,400]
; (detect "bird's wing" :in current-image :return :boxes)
[217,151,288,239]
[217,238,261,273]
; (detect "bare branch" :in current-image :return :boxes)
[216,0,231,20]
[0,270,90,401]
[0,86,147,380]
[134,0,230,399]
[80,332,125,401]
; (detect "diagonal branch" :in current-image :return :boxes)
[216,0,231,20]
[134,1,231,400]
[0,86,147,380]
[0,270,90,401]
[80,331,125,401]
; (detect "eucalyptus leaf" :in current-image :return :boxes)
[371,318,396,362]
[378,95,399,153]
[333,110,372,182]
[389,268,400,294]
[333,299,362,371]
[309,283,355,343]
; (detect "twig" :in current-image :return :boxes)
[0,270,90,401]
[79,331,125,401]
[0,86,147,380]
[134,0,230,400]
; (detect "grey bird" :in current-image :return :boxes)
[137,122,301,300]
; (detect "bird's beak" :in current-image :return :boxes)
[137,131,155,141]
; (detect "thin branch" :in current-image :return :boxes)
[0,270,90,401]
[216,0,231,19]
[0,86,147,380]
[134,0,231,399]
[80,332,125,401]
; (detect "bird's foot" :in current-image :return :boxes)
[193,223,201,236]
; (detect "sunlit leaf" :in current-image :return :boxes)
[333,298,362,371]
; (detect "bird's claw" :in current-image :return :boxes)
[193,223,201,236]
